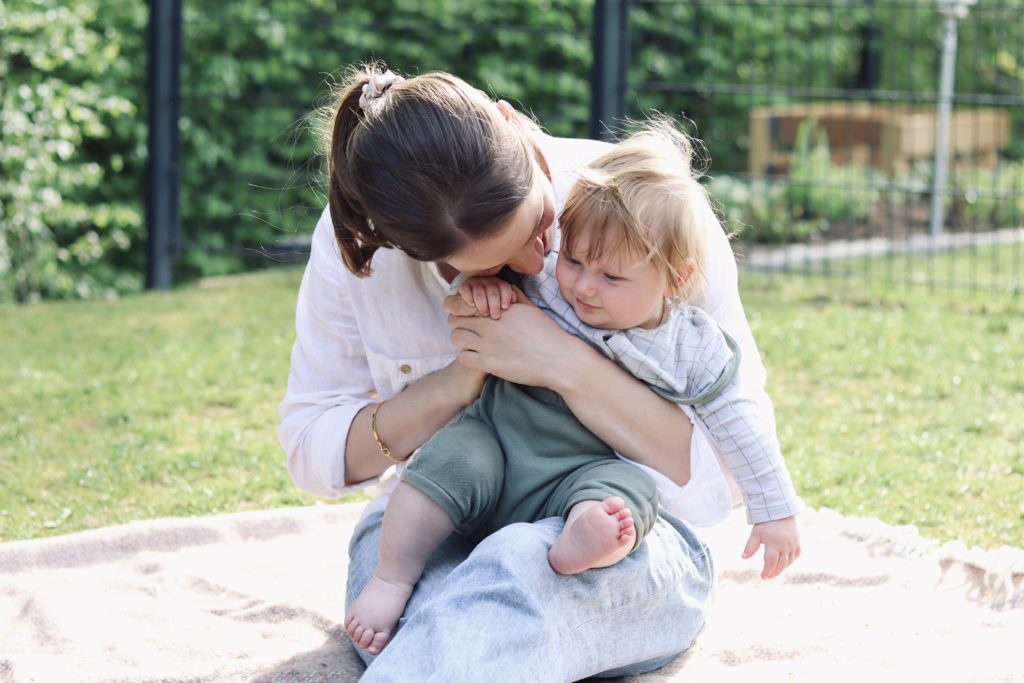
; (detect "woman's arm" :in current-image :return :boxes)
[448,304,694,485]
[343,361,485,484]
[279,210,486,496]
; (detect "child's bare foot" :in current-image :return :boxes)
[344,573,414,655]
[548,496,636,575]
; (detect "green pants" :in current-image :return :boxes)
[402,377,658,547]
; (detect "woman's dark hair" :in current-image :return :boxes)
[325,63,536,276]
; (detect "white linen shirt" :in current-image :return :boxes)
[278,134,776,527]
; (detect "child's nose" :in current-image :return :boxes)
[577,272,598,296]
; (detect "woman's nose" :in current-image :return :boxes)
[507,235,545,275]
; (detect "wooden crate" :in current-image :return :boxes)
[748,103,1010,176]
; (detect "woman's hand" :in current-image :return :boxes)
[443,354,489,408]
[445,302,585,390]
[446,291,694,485]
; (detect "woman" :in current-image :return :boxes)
[278,63,776,681]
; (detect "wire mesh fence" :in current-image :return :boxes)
[625,0,1024,294]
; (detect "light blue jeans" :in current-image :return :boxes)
[346,508,714,682]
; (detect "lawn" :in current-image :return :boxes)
[1,263,1022,549]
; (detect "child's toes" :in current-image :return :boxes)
[368,631,390,655]
[352,624,369,648]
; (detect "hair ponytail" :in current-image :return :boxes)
[327,68,390,276]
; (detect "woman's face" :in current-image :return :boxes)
[443,162,556,277]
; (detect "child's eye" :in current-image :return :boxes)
[566,257,582,266]
[604,274,624,283]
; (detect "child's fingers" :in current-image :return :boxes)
[458,283,476,308]
[472,286,491,316]
[761,547,782,580]
[500,282,514,310]
[741,533,760,559]
[486,286,502,319]
[509,284,528,306]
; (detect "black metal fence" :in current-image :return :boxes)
[148,0,1024,294]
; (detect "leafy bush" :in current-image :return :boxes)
[1,1,147,302]
[708,175,824,244]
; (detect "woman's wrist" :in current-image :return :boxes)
[544,334,603,397]
[442,359,488,409]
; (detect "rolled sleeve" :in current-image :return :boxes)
[277,209,378,499]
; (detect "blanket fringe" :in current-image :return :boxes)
[817,508,1024,610]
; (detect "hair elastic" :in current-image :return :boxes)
[359,70,405,110]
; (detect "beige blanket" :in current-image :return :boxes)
[1,503,1021,683]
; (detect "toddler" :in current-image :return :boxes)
[345,120,802,655]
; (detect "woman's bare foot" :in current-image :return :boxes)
[344,573,414,655]
[548,497,636,575]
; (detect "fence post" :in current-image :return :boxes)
[928,0,974,240]
[145,0,183,290]
[858,0,881,95]
[590,0,629,141]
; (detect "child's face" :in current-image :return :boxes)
[555,230,670,331]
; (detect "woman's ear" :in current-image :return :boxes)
[496,100,522,129]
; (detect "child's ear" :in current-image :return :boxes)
[666,261,697,298]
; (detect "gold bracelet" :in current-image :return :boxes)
[370,401,407,462]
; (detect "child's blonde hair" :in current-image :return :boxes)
[560,118,716,304]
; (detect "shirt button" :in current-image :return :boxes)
[399,364,412,375]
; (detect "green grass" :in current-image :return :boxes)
[744,272,1024,549]
[2,263,1022,549]
[0,268,335,541]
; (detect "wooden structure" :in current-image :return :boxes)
[748,103,1010,176]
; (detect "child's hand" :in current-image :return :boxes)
[741,515,801,580]
[458,276,519,320]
